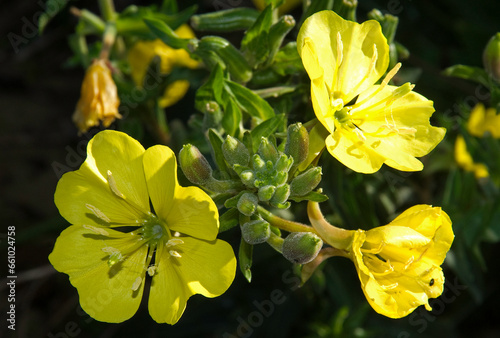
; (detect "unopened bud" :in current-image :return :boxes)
[258,185,276,201]
[290,167,322,196]
[483,32,500,81]
[282,232,323,264]
[252,154,266,170]
[275,154,294,172]
[223,135,250,166]
[237,192,259,216]
[179,144,213,185]
[285,123,309,167]
[241,219,271,244]
[258,137,279,163]
[240,170,255,187]
[270,184,290,205]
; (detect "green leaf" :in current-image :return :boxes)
[160,0,177,14]
[272,42,305,76]
[219,208,240,232]
[222,99,242,136]
[289,191,329,203]
[239,237,253,282]
[224,80,275,121]
[241,5,273,67]
[442,65,490,88]
[195,64,225,112]
[298,0,334,29]
[39,0,69,34]
[143,18,191,49]
[250,114,286,152]
[191,8,260,32]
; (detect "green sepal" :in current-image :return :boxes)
[288,190,329,203]
[208,128,231,175]
[239,237,253,283]
[224,191,246,209]
[219,208,240,232]
[250,114,286,152]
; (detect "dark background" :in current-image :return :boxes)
[1,0,500,337]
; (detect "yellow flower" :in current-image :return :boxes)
[467,103,500,138]
[127,24,199,108]
[73,59,121,133]
[454,135,489,179]
[49,130,236,324]
[297,11,445,173]
[308,201,454,318]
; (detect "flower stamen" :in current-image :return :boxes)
[83,224,109,236]
[85,204,111,223]
[107,170,125,199]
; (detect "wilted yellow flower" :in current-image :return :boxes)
[49,130,236,324]
[454,135,489,179]
[467,103,500,138]
[73,59,121,133]
[297,11,445,173]
[308,201,454,318]
[127,24,199,108]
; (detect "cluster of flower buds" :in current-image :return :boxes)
[178,122,326,267]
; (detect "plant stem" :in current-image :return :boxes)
[98,0,116,21]
[257,206,318,234]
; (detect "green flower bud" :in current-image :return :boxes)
[285,123,309,167]
[282,232,323,264]
[179,144,213,185]
[290,167,322,197]
[222,135,250,167]
[241,219,271,244]
[483,32,500,82]
[191,8,259,32]
[275,154,294,173]
[240,170,255,187]
[252,154,266,171]
[258,137,279,163]
[270,184,290,205]
[258,185,276,201]
[237,192,259,216]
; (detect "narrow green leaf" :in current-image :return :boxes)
[143,18,191,49]
[289,191,329,203]
[250,114,286,152]
[191,8,260,32]
[225,80,275,121]
[39,0,69,34]
[195,64,225,112]
[241,5,273,67]
[222,99,242,136]
[208,128,230,173]
[442,65,490,88]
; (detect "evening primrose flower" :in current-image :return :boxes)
[454,135,489,179]
[127,24,199,108]
[467,103,500,138]
[49,130,236,324]
[297,11,445,173]
[72,59,121,133]
[307,201,454,318]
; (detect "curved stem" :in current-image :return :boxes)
[257,206,318,234]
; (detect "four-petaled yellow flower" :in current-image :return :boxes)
[127,24,199,108]
[308,201,454,318]
[73,59,122,134]
[467,103,500,138]
[454,135,489,179]
[49,130,236,324]
[297,11,446,173]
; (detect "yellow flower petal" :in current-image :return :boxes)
[298,10,389,104]
[55,131,150,225]
[49,225,148,322]
[142,144,177,220]
[87,130,150,213]
[148,237,236,324]
[159,80,190,108]
[167,186,219,241]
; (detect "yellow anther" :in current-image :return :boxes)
[166,238,184,247]
[107,170,125,199]
[85,204,111,223]
[82,224,109,236]
[169,250,182,258]
[147,266,156,276]
[131,276,143,291]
